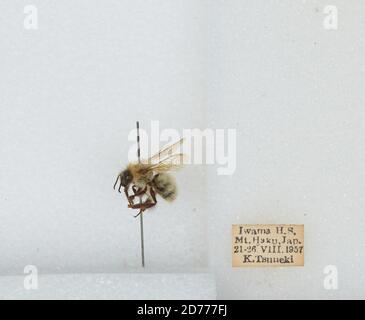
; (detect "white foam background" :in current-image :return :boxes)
[1,1,365,299]
[0,1,208,275]
[205,0,365,299]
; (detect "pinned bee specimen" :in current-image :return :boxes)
[114,137,186,217]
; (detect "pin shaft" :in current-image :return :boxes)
[136,121,145,267]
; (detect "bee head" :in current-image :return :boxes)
[120,169,133,187]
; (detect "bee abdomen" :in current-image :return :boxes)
[152,173,177,202]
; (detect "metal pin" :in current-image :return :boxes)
[136,121,145,267]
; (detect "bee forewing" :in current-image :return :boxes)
[147,138,185,164]
[148,153,187,172]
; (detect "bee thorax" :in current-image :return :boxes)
[128,163,153,188]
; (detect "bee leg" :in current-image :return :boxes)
[134,208,144,218]
[113,175,120,190]
[132,185,138,194]
[118,178,123,193]
[130,187,156,217]
[124,186,133,205]
[129,186,147,201]
[128,199,156,211]
[133,207,150,218]
[149,187,157,205]
[132,199,157,218]
[143,200,156,209]
[125,186,148,208]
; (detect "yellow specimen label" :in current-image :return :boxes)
[232,224,304,267]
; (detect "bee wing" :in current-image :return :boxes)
[146,138,185,164]
[148,153,187,173]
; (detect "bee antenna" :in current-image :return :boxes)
[113,175,119,190]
